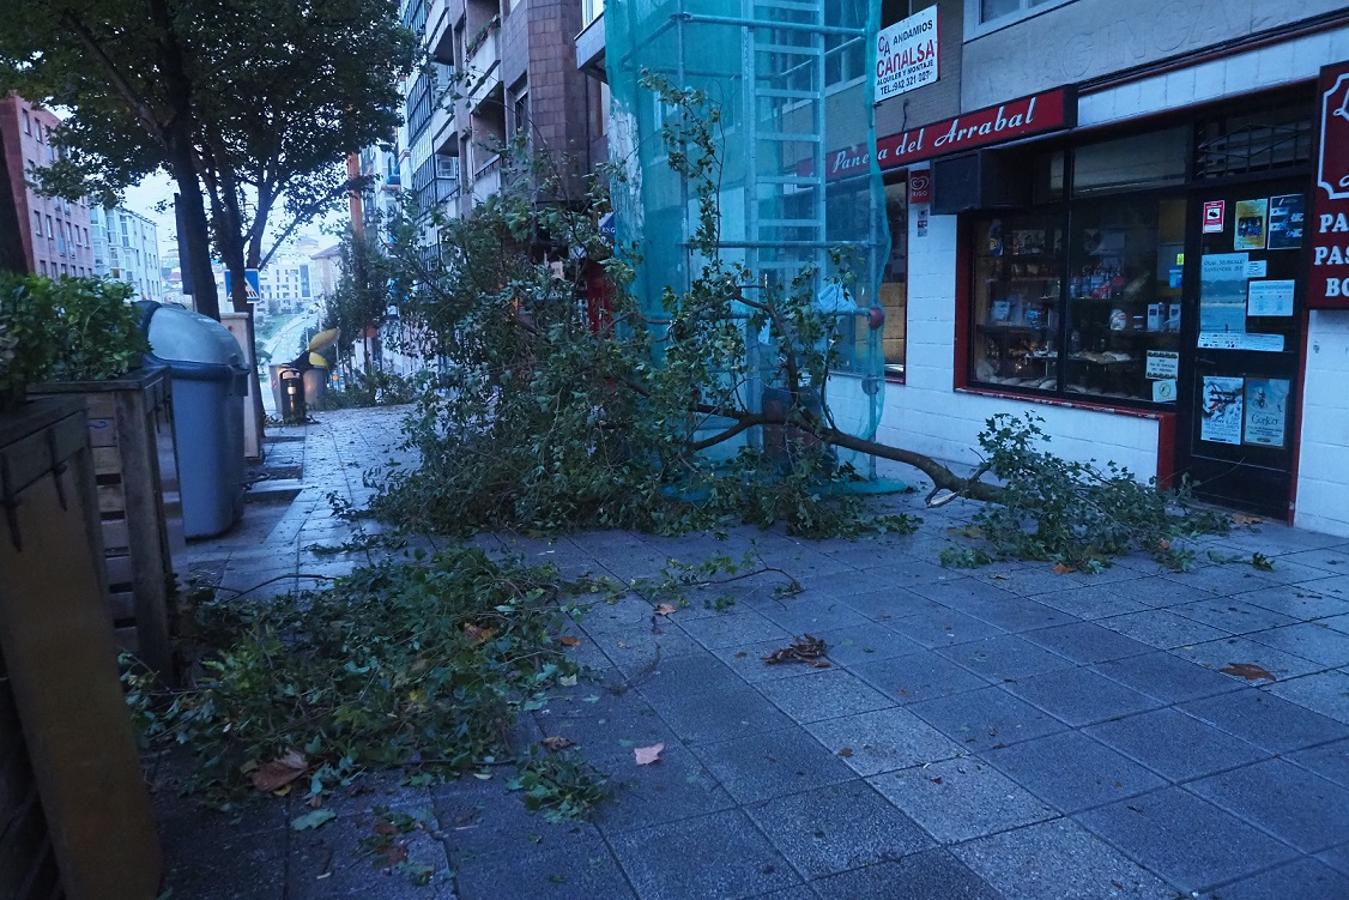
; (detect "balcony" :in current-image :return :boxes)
[465,19,501,113]
[471,154,501,205]
[576,6,605,77]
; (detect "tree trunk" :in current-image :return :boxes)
[0,147,28,274]
[169,154,220,319]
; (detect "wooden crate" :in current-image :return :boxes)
[0,397,162,899]
[30,368,180,677]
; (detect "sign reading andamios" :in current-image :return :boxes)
[874,7,938,103]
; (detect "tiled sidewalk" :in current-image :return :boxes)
[163,407,1349,899]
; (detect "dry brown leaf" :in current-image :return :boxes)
[634,743,665,765]
[541,735,576,752]
[762,634,827,666]
[559,635,583,648]
[1232,513,1263,526]
[930,776,944,785]
[837,747,854,759]
[1221,662,1277,682]
[653,604,678,616]
[250,749,308,793]
[462,623,497,644]
[1051,563,1073,575]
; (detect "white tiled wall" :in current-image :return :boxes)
[1079,25,1349,128]
[830,212,1162,485]
[1296,312,1349,537]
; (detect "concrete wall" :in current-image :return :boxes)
[1297,312,1349,537]
[962,0,1348,111]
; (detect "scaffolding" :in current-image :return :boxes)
[607,0,888,471]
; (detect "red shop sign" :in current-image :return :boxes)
[908,169,931,204]
[1310,61,1349,309]
[813,87,1075,181]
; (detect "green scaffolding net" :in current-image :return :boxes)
[605,0,890,479]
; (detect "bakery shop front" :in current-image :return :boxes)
[860,63,1349,530]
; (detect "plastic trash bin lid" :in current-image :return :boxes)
[146,304,244,367]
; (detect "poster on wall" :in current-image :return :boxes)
[874,7,939,103]
[1267,194,1305,249]
[1199,253,1249,333]
[1203,200,1226,234]
[1247,280,1296,317]
[1201,376,1245,445]
[1244,378,1290,448]
[1311,61,1349,308]
[1234,199,1268,250]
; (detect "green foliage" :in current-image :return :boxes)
[939,546,993,569]
[508,752,609,823]
[967,413,1229,572]
[0,275,147,387]
[123,547,588,803]
[324,369,419,410]
[632,546,801,612]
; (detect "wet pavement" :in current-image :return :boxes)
[161,406,1349,899]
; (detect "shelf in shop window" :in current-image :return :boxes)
[978,323,1053,333]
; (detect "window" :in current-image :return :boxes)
[39,261,47,275]
[46,215,53,239]
[824,2,867,88]
[880,180,908,379]
[33,211,42,236]
[965,0,1071,38]
[581,0,604,28]
[21,110,30,135]
[967,135,1191,407]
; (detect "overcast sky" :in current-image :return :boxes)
[120,170,344,269]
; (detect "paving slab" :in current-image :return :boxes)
[1285,736,1349,788]
[811,621,927,665]
[645,682,795,745]
[608,809,800,900]
[884,605,1006,648]
[1180,687,1349,753]
[1021,621,1154,664]
[804,706,969,777]
[1265,670,1349,724]
[1170,635,1327,683]
[1246,622,1349,667]
[744,780,934,880]
[867,756,1056,844]
[1184,758,1349,852]
[677,608,792,650]
[592,741,735,834]
[1003,667,1162,726]
[909,685,1067,751]
[954,817,1173,900]
[1085,707,1269,781]
[982,730,1167,813]
[935,633,1076,683]
[850,650,988,704]
[1092,650,1243,704]
[1076,787,1298,893]
[755,667,895,723]
[1094,608,1229,649]
[810,849,1002,900]
[1202,857,1349,900]
[691,726,856,804]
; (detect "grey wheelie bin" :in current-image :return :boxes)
[142,303,249,538]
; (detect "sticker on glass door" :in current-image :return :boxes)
[1243,378,1289,448]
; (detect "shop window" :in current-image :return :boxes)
[966,0,1071,37]
[1064,196,1185,403]
[1073,128,1187,196]
[880,180,908,379]
[971,213,1064,392]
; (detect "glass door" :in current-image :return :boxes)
[1177,180,1307,518]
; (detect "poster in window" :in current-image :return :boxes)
[1244,378,1289,448]
[1201,376,1244,445]
[1199,253,1249,333]
[1234,199,1268,251]
[1267,194,1304,250]
[1247,280,1296,317]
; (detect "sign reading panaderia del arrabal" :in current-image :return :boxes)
[1310,60,1349,309]
[874,7,938,103]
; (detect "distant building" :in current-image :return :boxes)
[89,205,163,302]
[0,94,95,278]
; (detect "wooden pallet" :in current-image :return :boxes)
[31,369,182,678]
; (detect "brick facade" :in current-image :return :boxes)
[0,95,94,278]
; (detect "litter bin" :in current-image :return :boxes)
[277,366,307,424]
[142,304,249,538]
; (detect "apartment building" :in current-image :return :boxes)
[89,204,163,302]
[397,0,597,224]
[0,95,95,279]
